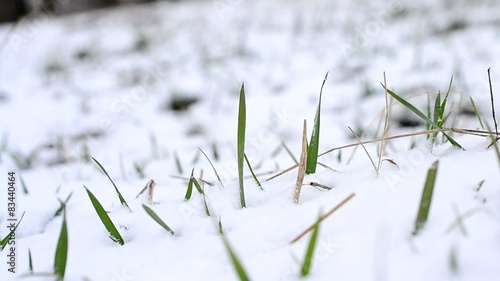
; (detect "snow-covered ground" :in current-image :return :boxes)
[1,0,500,280]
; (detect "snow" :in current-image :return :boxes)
[1,0,500,280]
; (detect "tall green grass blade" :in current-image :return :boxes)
[142,204,176,236]
[383,86,463,149]
[84,186,125,245]
[0,212,25,251]
[244,153,263,190]
[54,203,68,281]
[237,83,247,208]
[470,97,485,129]
[300,212,322,277]
[220,232,250,281]
[92,157,131,212]
[199,148,224,187]
[306,72,328,174]
[413,160,439,235]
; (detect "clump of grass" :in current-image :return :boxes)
[413,160,439,235]
[54,203,68,281]
[306,72,328,174]
[300,212,322,278]
[237,83,247,208]
[142,204,176,236]
[92,157,131,212]
[84,186,125,245]
[184,169,204,200]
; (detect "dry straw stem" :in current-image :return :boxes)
[266,127,500,182]
[294,120,308,204]
[290,192,355,244]
[348,126,378,174]
[378,72,391,172]
[135,179,156,205]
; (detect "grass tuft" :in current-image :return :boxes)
[84,186,125,245]
[306,72,328,174]
[237,83,247,208]
[142,204,176,236]
[413,160,439,235]
[92,157,131,212]
[54,202,68,281]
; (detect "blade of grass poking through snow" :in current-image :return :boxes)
[237,83,247,208]
[281,140,298,164]
[84,186,125,245]
[142,204,176,236]
[199,148,224,187]
[300,212,322,277]
[53,192,73,218]
[244,153,263,190]
[306,72,328,174]
[173,151,183,174]
[184,169,195,200]
[19,174,28,194]
[28,248,33,273]
[54,203,68,281]
[413,160,439,235]
[0,212,25,251]
[470,97,485,129]
[382,85,463,149]
[220,232,250,281]
[91,157,131,212]
[294,120,308,204]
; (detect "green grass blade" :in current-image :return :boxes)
[469,97,485,129]
[19,174,29,194]
[92,157,131,212]
[54,193,73,218]
[54,203,68,281]
[300,212,322,277]
[84,186,125,245]
[199,148,224,187]
[191,175,204,194]
[244,153,263,190]
[237,83,247,208]
[142,204,176,236]
[0,212,25,251]
[184,169,195,200]
[413,160,439,235]
[220,231,250,281]
[306,72,328,174]
[383,85,463,149]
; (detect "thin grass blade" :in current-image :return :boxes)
[244,153,263,190]
[199,148,224,187]
[54,203,68,281]
[184,169,195,200]
[220,232,250,281]
[237,83,247,208]
[84,186,125,245]
[300,212,322,277]
[281,140,298,164]
[54,192,73,218]
[142,204,176,236]
[306,72,328,174]
[92,157,131,212]
[470,97,485,129]
[173,151,183,174]
[413,160,439,235]
[28,248,33,273]
[0,212,25,251]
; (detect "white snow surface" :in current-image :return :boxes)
[1,0,500,280]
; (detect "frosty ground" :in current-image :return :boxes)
[1,0,500,280]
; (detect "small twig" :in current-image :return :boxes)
[307,182,332,190]
[348,126,378,174]
[290,193,355,244]
[294,120,308,204]
[488,68,498,135]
